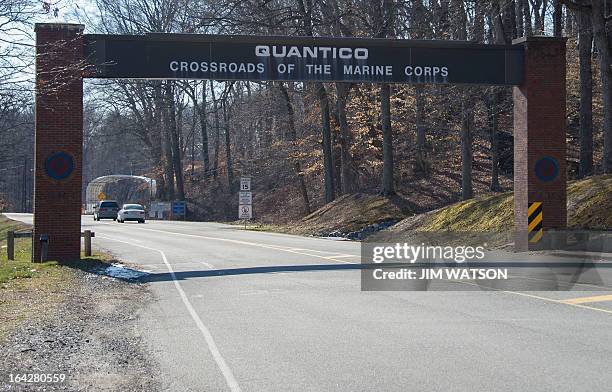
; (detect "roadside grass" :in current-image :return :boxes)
[242,193,412,237]
[374,173,612,243]
[0,215,31,263]
[298,193,411,234]
[0,215,129,343]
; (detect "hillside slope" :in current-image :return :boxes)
[374,174,612,241]
[284,193,412,237]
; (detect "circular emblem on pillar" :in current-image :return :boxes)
[534,156,559,182]
[44,152,74,181]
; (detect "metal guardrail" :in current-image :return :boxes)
[5,230,95,261]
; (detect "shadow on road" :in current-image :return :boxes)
[144,263,364,282]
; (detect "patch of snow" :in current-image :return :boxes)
[103,263,149,281]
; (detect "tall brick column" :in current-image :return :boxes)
[513,36,567,251]
[34,23,84,262]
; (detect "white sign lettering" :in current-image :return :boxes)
[255,45,369,60]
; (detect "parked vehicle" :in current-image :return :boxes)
[117,203,146,223]
[93,200,119,221]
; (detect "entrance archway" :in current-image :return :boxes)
[85,175,156,214]
[33,23,566,261]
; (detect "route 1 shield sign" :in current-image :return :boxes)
[239,204,252,219]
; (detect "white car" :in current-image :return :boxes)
[117,204,146,223]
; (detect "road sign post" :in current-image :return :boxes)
[239,177,252,228]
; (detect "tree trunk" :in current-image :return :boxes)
[415,85,427,173]
[533,0,544,34]
[199,81,210,177]
[166,82,184,200]
[508,0,518,40]
[380,83,395,195]
[461,91,474,200]
[210,80,220,179]
[335,82,357,193]
[488,92,501,191]
[516,0,524,37]
[278,82,311,213]
[152,82,166,198]
[578,10,593,178]
[296,0,335,203]
[222,100,234,193]
[317,83,336,203]
[553,0,563,37]
[523,0,532,36]
[159,83,175,200]
[565,9,574,35]
[590,0,612,173]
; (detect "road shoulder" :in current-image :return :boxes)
[0,260,160,391]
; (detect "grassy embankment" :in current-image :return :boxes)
[237,193,412,235]
[374,174,612,242]
[405,174,611,231]
[241,174,612,239]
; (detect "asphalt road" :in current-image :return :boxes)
[5,213,612,392]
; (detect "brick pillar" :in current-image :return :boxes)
[513,36,567,251]
[34,23,84,262]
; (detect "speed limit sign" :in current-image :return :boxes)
[239,204,252,219]
[240,177,251,191]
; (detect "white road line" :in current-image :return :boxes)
[97,234,241,392]
[131,226,360,264]
[455,279,612,316]
[327,254,359,259]
[200,261,215,269]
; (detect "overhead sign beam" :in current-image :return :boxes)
[84,34,524,85]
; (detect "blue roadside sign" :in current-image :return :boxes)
[172,201,186,217]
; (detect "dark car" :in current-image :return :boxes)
[93,200,119,221]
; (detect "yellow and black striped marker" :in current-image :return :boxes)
[528,201,543,243]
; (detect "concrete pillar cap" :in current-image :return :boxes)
[513,35,567,45]
[35,23,85,32]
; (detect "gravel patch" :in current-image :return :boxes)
[0,268,160,391]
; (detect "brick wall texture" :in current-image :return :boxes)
[513,37,567,250]
[33,24,84,262]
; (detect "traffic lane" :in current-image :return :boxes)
[97,220,612,390]
[108,217,361,258]
[93,219,612,295]
[88,219,361,273]
[7,213,611,302]
[86,233,238,391]
[161,268,612,392]
[6,213,612,299]
[7,213,612,390]
[8,212,355,256]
